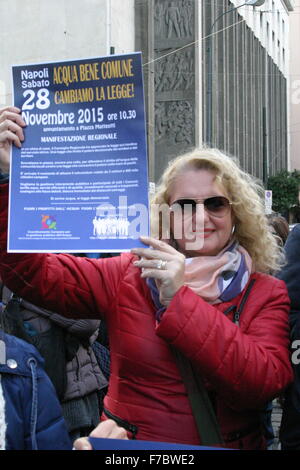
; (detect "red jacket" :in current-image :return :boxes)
[0,185,293,449]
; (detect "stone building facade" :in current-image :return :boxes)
[0,0,293,183]
[136,0,293,183]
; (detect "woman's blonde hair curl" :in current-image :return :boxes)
[151,147,284,273]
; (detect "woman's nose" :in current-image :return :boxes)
[192,203,206,229]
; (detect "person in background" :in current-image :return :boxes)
[0,283,108,442]
[277,224,300,450]
[0,107,293,450]
[0,329,72,450]
[262,213,290,448]
[267,214,290,247]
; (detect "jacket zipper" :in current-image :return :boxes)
[103,408,138,439]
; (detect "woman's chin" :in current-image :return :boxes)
[180,238,220,257]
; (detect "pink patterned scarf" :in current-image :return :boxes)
[184,240,253,304]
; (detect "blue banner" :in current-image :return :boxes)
[9,53,149,252]
[88,437,229,451]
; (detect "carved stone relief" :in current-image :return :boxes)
[155,100,194,146]
[154,48,194,92]
[153,0,195,177]
[154,0,194,39]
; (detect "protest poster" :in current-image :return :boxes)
[9,53,149,252]
[88,437,222,451]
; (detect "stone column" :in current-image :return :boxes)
[135,0,197,183]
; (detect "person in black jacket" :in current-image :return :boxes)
[278,224,300,449]
[0,284,108,441]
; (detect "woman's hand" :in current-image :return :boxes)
[73,420,128,450]
[0,106,26,173]
[131,236,185,306]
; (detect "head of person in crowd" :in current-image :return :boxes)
[150,147,283,274]
[267,214,289,247]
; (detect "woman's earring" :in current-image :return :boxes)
[231,225,236,235]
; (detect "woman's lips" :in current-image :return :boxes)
[204,231,214,238]
[191,229,215,238]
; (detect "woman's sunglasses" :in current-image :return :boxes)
[169,196,232,218]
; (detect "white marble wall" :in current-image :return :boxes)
[230,0,292,76]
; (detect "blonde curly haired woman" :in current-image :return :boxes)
[150,147,283,275]
[0,107,293,450]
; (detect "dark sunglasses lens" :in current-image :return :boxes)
[204,197,230,214]
[173,199,197,211]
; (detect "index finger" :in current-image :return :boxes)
[0,108,26,127]
[73,437,92,450]
[139,236,178,254]
[0,106,21,115]
[89,420,128,440]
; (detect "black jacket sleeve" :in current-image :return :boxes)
[278,225,300,449]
